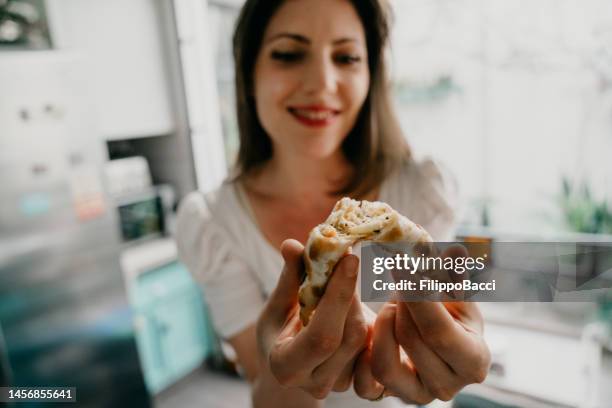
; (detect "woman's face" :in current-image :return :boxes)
[254,0,370,160]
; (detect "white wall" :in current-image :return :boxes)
[390,0,612,235]
[46,0,175,140]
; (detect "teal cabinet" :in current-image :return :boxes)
[157,292,207,375]
[133,310,168,392]
[129,261,217,394]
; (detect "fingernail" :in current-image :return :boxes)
[345,256,358,278]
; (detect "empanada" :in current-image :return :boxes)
[298,197,432,325]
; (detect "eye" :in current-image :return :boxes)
[271,50,304,63]
[335,54,362,65]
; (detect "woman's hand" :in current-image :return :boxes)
[354,246,491,404]
[256,239,370,400]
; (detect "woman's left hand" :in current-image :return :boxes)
[354,298,490,404]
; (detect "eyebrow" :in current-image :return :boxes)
[265,32,359,45]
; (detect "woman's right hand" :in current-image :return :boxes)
[256,239,370,400]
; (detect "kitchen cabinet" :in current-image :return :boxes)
[129,260,216,394]
[45,0,176,140]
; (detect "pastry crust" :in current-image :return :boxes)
[298,197,433,325]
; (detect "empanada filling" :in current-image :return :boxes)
[324,198,395,238]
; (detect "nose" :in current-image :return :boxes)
[302,54,337,96]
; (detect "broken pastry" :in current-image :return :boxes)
[298,197,433,325]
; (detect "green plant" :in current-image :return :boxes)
[560,177,612,234]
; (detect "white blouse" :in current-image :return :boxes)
[176,157,458,408]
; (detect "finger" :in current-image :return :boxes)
[306,254,359,335]
[354,347,385,400]
[304,354,358,398]
[442,244,469,259]
[402,301,490,382]
[401,301,461,347]
[370,303,433,405]
[259,312,302,366]
[443,301,484,334]
[270,255,359,383]
[258,240,304,368]
[331,354,357,392]
[395,302,467,401]
[294,254,360,359]
[442,245,470,300]
[257,240,304,376]
[264,239,304,329]
[311,297,368,393]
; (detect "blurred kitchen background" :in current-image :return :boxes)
[0,0,611,407]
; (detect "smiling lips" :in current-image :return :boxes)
[288,106,340,127]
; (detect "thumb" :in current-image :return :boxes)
[265,239,304,328]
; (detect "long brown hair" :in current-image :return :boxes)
[232,0,410,197]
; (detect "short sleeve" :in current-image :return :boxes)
[386,157,460,241]
[415,157,460,240]
[175,192,266,338]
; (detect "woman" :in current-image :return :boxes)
[177,0,490,406]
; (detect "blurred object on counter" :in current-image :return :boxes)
[113,184,176,245]
[453,392,516,408]
[457,234,494,266]
[560,176,612,235]
[104,157,177,244]
[394,74,461,104]
[598,291,612,339]
[104,156,153,198]
[0,0,51,49]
